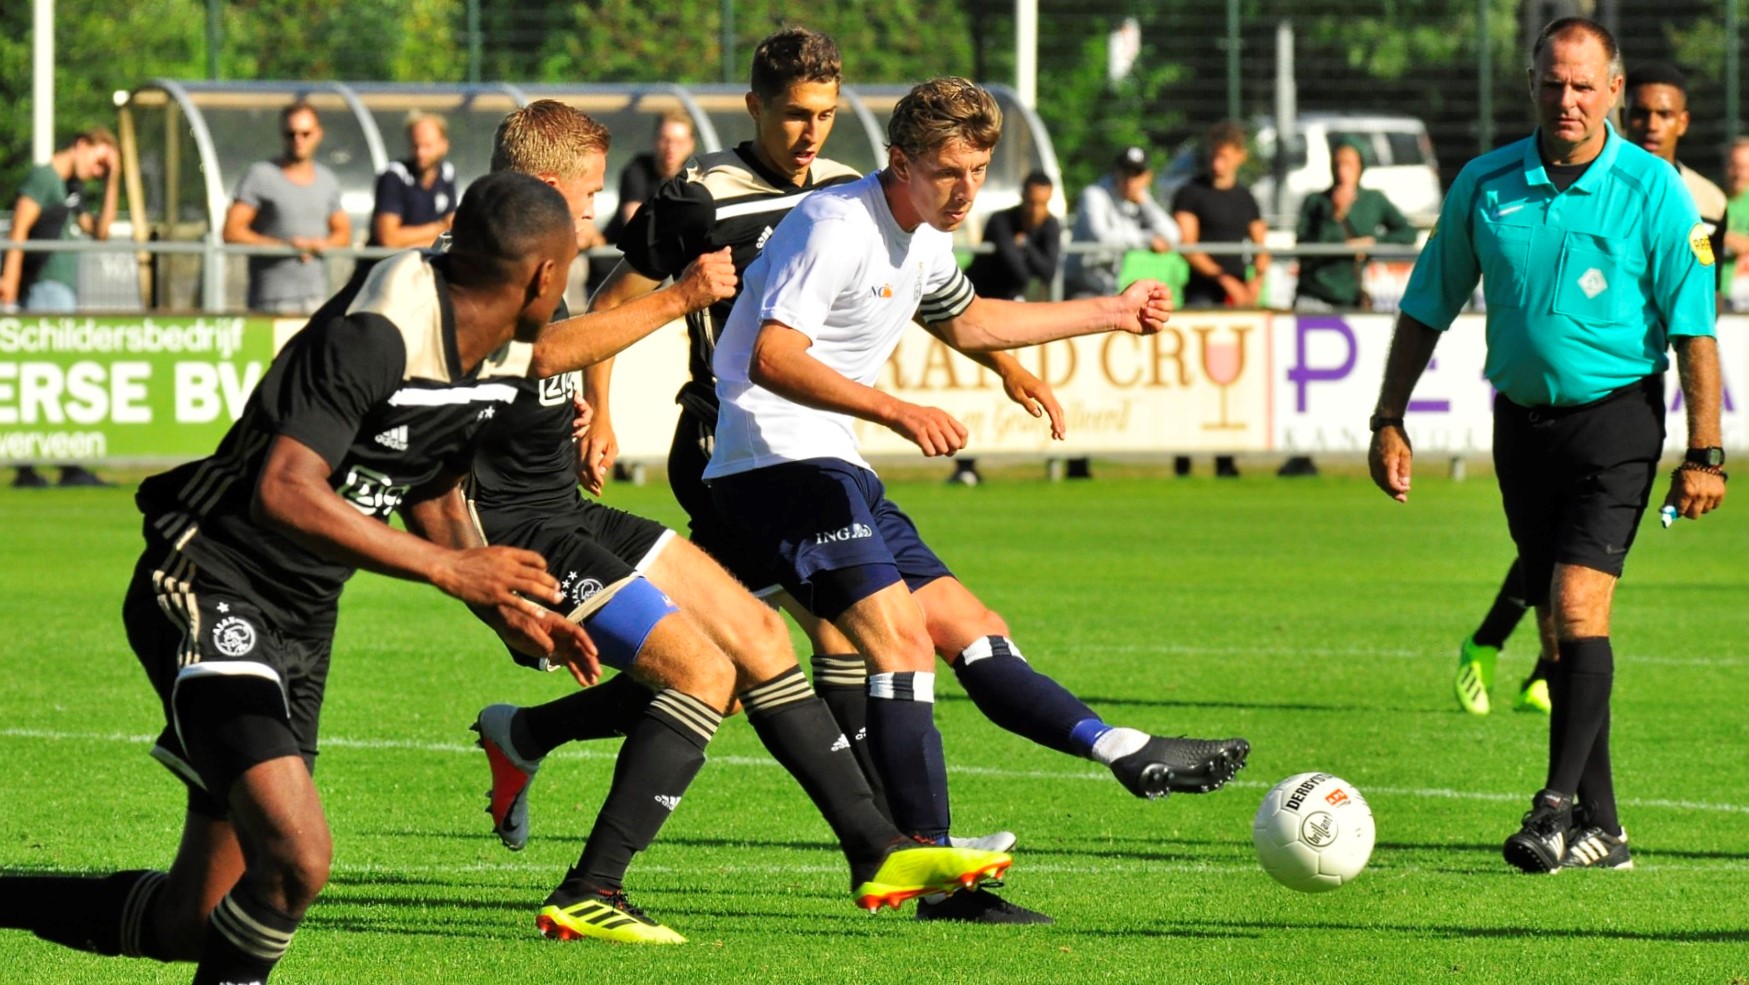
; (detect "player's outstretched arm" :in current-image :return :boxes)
[1367,314,1442,503]
[254,434,565,606]
[929,279,1171,352]
[751,321,967,457]
[528,248,735,378]
[1662,334,1728,520]
[918,320,1065,439]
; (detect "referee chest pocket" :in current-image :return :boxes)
[1476,221,1534,306]
[1553,231,1632,323]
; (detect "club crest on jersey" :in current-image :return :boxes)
[870,283,893,299]
[211,615,257,657]
[563,572,604,607]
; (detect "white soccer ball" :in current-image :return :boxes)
[1252,772,1375,892]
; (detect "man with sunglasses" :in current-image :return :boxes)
[223,101,353,315]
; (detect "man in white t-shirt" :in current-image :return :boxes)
[706,79,1251,899]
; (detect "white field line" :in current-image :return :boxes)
[5,726,1748,816]
[1078,643,1747,668]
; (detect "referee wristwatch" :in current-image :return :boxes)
[1685,447,1726,468]
[1369,414,1405,433]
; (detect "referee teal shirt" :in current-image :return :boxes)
[1401,122,1716,407]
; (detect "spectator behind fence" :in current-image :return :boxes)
[2,126,121,488]
[1173,121,1269,310]
[1293,139,1415,312]
[1171,122,1266,479]
[367,112,457,253]
[590,112,696,292]
[968,169,1061,301]
[222,101,352,315]
[1723,137,1749,307]
[1065,146,1177,298]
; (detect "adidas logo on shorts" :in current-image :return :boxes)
[373,425,409,452]
[830,734,851,752]
[653,794,682,811]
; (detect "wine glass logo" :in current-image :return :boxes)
[1194,324,1250,430]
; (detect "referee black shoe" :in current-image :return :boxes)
[1503,788,1574,874]
[1110,735,1250,799]
[915,886,1053,924]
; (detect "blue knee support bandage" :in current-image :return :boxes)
[584,577,679,670]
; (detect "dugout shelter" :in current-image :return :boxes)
[113,79,1063,312]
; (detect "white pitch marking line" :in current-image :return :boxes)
[4,726,1747,815]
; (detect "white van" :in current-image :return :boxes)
[1156,113,1443,228]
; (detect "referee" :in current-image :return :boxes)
[1368,17,1725,874]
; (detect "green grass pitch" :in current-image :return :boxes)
[2,468,1747,984]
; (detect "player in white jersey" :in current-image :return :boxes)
[706,78,1252,921]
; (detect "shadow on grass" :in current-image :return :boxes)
[1075,917,1749,945]
[941,692,1444,716]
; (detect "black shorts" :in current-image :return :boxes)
[668,405,791,593]
[1492,376,1665,606]
[481,501,676,670]
[709,458,954,621]
[122,536,330,818]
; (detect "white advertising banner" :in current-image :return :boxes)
[1271,313,1749,455]
[598,313,1748,461]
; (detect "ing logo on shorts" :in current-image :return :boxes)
[212,616,258,657]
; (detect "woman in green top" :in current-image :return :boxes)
[1294,140,1416,310]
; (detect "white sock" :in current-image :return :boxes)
[1089,726,1150,765]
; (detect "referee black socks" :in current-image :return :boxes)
[1547,637,1614,809]
[1473,559,1530,649]
[557,688,720,896]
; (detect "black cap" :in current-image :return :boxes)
[1114,145,1151,176]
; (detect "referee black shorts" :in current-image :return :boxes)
[1492,375,1665,607]
[122,537,330,818]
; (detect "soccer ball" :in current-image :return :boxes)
[1252,772,1375,892]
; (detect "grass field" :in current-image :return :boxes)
[2,467,1747,984]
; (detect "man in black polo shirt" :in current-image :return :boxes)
[0,172,593,983]
[368,112,458,251]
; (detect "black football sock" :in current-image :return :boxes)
[810,653,889,820]
[1473,559,1529,649]
[553,689,719,897]
[952,636,1106,757]
[865,671,951,843]
[191,883,300,985]
[1523,656,1557,688]
[741,666,899,885]
[1547,637,1612,796]
[1576,707,1620,834]
[4,869,170,959]
[514,672,655,759]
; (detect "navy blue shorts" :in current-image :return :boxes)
[709,458,953,620]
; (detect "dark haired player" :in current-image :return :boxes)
[0,172,595,984]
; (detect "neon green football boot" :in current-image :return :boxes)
[536,888,686,944]
[1514,677,1552,714]
[1455,635,1498,715]
[852,844,1012,912]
